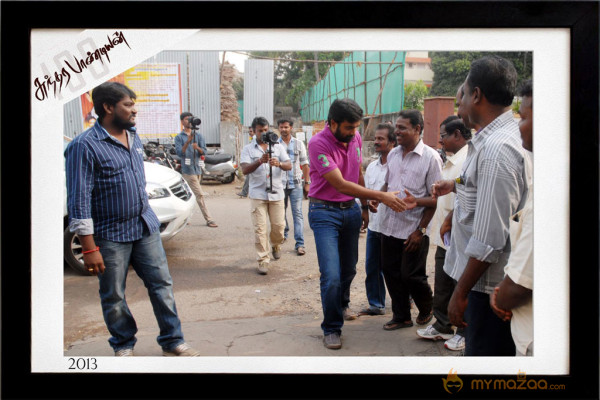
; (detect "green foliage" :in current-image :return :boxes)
[404,80,429,110]
[232,75,244,100]
[249,51,346,112]
[430,52,533,97]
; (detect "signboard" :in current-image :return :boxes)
[81,63,182,141]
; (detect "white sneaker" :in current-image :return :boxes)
[416,325,454,340]
[163,342,200,357]
[444,334,466,351]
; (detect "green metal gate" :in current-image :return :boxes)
[300,51,406,122]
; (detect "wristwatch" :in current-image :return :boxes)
[417,227,426,235]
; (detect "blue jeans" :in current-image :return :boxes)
[94,229,185,352]
[308,202,362,335]
[283,185,305,249]
[365,229,386,310]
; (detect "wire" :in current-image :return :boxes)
[229,51,405,66]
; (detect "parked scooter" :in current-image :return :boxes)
[199,148,237,184]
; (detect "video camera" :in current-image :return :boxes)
[188,116,201,130]
[261,131,279,145]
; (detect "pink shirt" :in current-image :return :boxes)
[307,123,363,202]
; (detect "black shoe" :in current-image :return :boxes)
[323,333,342,349]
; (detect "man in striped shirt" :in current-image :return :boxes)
[65,82,199,357]
[375,110,443,331]
[433,56,529,356]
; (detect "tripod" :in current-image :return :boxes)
[265,141,277,194]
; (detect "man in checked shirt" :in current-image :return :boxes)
[65,82,200,357]
[432,56,529,356]
[372,109,443,332]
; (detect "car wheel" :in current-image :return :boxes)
[221,174,235,184]
[64,228,92,276]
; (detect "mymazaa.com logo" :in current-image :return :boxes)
[442,369,566,393]
[442,369,464,394]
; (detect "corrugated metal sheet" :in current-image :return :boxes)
[63,96,84,139]
[143,51,221,145]
[243,59,274,127]
[187,51,221,145]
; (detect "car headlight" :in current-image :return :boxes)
[146,183,171,199]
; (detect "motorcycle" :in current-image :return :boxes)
[144,141,181,173]
[199,148,237,184]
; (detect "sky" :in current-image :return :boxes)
[220,51,248,73]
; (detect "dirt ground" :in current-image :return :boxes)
[63,176,437,351]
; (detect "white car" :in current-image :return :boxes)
[64,157,196,275]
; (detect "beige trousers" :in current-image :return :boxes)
[250,198,285,264]
[182,173,213,222]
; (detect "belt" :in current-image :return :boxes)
[309,197,356,209]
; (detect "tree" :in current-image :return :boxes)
[404,80,430,110]
[430,52,533,97]
[249,51,346,112]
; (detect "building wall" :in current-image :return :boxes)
[404,51,434,86]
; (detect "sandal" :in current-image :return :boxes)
[383,320,413,330]
[416,311,433,325]
[207,221,218,228]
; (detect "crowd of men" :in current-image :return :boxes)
[65,54,533,357]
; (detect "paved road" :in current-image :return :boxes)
[64,177,462,360]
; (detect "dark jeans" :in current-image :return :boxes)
[433,246,464,336]
[364,229,386,310]
[308,202,362,335]
[464,291,516,356]
[95,229,184,352]
[239,176,249,196]
[380,234,433,322]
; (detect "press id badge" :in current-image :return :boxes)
[198,160,205,168]
[184,158,191,166]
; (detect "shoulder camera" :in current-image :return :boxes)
[188,116,201,129]
[261,131,279,145]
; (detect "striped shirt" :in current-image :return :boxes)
[378,140,443,240]
[443,110,529,294]
[65,121,160,242]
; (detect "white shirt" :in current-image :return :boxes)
[364,156,388,233]
[240,141,290,201]
[505,150,533,355]
[430,145,468,249]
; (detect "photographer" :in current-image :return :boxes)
[175,112,218,228]
[240,116,291,275]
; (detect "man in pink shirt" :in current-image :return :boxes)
[307,98,408,349]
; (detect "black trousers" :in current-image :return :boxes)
[380,234,433,322]
[464,291,515,356]
[432,246,464,335]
